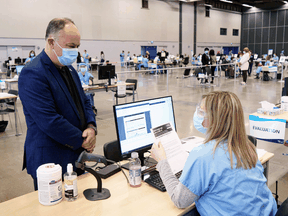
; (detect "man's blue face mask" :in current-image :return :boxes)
[193,106,207,134]
[205,51,209,54]
[30,53,34,57]
[53,39,78,66]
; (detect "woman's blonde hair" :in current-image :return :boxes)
[202,91,257,169]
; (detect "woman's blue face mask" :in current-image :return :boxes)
[193,106,207,134]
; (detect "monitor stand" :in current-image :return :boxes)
[121,152,157,170]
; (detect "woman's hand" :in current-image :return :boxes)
[151,142,167,162]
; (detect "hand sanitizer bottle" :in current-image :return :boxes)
[64,163,78,201]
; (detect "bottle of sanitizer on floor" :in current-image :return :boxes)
[129,152,142,187]
[64,163,78,201]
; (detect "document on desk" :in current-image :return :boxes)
[152,123,189,174]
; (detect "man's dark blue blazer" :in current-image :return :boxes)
[18,50,96,179]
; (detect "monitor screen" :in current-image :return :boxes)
[15,59,21,64]
[137,57,143,62]
[98,65,116,80]
[16,65,24,74]
[113,96,176,159]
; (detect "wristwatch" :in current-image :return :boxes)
[87,125,97,135]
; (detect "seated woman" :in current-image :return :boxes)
[24,50,36,64]
[255,62,262,79]
[265,56,271,66]
[151,91,277,216]
[138,55,149,70]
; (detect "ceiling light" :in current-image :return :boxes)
[284,1,288,4]
[242,4,253,7]
[220,0,233,3]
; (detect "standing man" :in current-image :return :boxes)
[238,47,250,85]
[248,51,254,76]
[83,49,90,70]
[202,47,210,83]
[120,50,125,67]
[18,18,97,190]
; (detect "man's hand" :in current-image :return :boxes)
[82,127,96,153]
[151,142,167,162]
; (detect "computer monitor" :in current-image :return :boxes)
[22,58,26,64]
[15,58,21,64]
[137,57,143,62]
[113,96,176,168]
[16,65,24,74]
[98,65,116,85]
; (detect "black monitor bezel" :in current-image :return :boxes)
[113,96,176,160]
[98,65,116,80]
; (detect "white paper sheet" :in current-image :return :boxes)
[181,136,205,152]
[256,148,267,159]
[152,122,189,174]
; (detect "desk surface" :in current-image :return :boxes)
[251,112,288,121]
[0,93,17,100]
[0,152,273,216]
[83,82,134,91]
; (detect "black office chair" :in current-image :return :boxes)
[247,135,257,147]
[276,197,288,216]
[125,79,138,100]
[103,140,122,165]
[183,57,189,67]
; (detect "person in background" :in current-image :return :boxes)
[201,47,210,83]
[146,51,150,60]
[83,50,90,64]
[216,51,221,56]
[229,49,233,56]
[273,53,279,62]
[77,52,82,70]
[100,51,105,65]
[255,62,262,79]
[265,56,271,66]
[138,55,149,70]
[127,51,130,59]
[151,91,277,216]
[209,49,216,84]
[248,51,254,76]
[24,50,36,64]
[238,47,250,85]
[120,50,125,67]
[78,63,96,113]
[18,17,97,190]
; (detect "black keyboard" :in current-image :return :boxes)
[144,170,182,192]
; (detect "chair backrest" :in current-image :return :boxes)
[8,90,18,96]
[247,135,257,147]
[126,79,137,91]
[184,69,191,76]
[184,57,189,64]
[103,140,122,164]
[205,67,212,75]
[276,196,288,216]
[194,67,202,75]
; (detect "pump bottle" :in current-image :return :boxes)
[64,163,78,201]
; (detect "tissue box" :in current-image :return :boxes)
[257,108,283,116]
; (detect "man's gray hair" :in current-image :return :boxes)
[45,18,75,40]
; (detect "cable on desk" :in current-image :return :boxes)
[105,159,129,184]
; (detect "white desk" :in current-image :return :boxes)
[0,93,20,136]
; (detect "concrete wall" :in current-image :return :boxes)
[196,5,241,55]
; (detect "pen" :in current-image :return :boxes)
[282,153,288,156]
